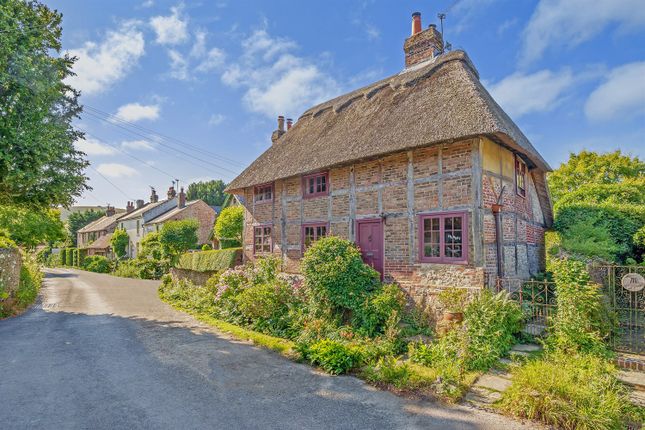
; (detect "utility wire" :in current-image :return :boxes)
[82,110,240,177]
[87,164,136,201]
[83,105,245,168]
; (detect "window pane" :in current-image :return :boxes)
[432,218,439,230]
[444,217,452,229]
[452,245,462,258]
[431,231,440,244]
[453,216,461,230]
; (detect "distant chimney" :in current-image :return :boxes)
[106,205,115,217]
[271,115,286,144]
[126,201,134,213]
[286,118,293,130]
[150,187,159,203]
[178,187,186,208]
[167,186,176,199]
[411,11,422,35]
[403,13,444,68]
[136,199,144,209]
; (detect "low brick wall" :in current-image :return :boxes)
[169,268,218,286]
[0,247,21,303]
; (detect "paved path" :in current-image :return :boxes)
[0,268,537,429]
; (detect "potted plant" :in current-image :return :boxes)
[437,287,468,322]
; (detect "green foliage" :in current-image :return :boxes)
[214,206,243,248]
[159,275,220,314]
[110,229,129,259]
[82,255,111,273]
[463,290,523,370]
[437,287,469,312]
[16,253,42,309]
[362,356,412,389]
[301,236,379,316]
[0,205,65,248]
[112,258,169,280]
[112,260,140,278]
[548,150,645,204]
[302,339,364,375]
[139,232,162,260]
[0,0,89,208]
[159,219,199,258]
[201,244,212,251]
[353,284,406,337]
[547,259,613,357]
[408,329,467,389]
[555,180,645,208]
[499,353,633,430]
[186,179,227,207]
[0,233,17,249]
[67,209,104,246]
[175,248,241,272]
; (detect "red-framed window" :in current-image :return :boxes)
[254,183,273,204]
[302,172,328,198]
[253,225,272,253]
[418,212,468,263]
[515,155,527,198]
[302,223,328,251]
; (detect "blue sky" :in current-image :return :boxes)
[47,0,645,207]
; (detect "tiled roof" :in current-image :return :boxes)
[145,200,199,224]
[77,212,126,233]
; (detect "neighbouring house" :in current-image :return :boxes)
[118,187,178,258]
[225,12,553,310]
[77,205,128,258]
[144,190,217,245]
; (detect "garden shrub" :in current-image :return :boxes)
[82,255,111,273]
[353,284,406,337]
[201,244,212,251]
[112,260,141,278]
[408,329,466,389]
[46,251,60,267]
[302,339,364,375]
[437,287,469,312]
[159,275,219,314]
[499,353,634,430]
[16,253,42,309]
[463,290,523,371]
[110,229,129,259]
[112,258,169,279]
[547,259,614,357]
[362,356,412,389]
[301,236,379,317]
[139,232,163,260]
[175,248,241,272]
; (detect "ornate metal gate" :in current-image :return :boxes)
[591,265,645,355]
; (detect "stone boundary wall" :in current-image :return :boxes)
[0,247,21,300]
[169,268,217,286]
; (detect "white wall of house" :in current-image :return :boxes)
[118,198,177,258]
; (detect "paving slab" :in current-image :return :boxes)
[475,374,512,392]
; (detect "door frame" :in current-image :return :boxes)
[355,218,384,277]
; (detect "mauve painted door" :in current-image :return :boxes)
[356,220,383,276]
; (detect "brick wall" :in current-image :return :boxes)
[153,201,216,245]
[237,137,548,312]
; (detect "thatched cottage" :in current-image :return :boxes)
[226,13,553,304]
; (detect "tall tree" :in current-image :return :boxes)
[67,209,104,246]
[158,219,199,258]
[0,0,89,208]
[214,206,243,248]
[186,180,227,207]
[0,205,65,248]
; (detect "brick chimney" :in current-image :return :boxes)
[286,118,293,130]
[106,205,115,217]
[126,201,134,213]
[167,186,176,199]
[178,187,186,208]
[150,187,159,203]
[403,12,444,68]
[271,115,286,144]
[136,199,144,209]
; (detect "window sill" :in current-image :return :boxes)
[302,192,328,200]
[418,259,469,266]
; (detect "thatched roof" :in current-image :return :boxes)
[227,50,551,192]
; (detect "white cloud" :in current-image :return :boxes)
[75,137,116,156]
[96,163,139,178]
[487,69,575,118]
[196,48,225,73]
[115,103,160,122]
[121,140,156,151]
[365,24,380,41]
[585,62,645,121]
[221,29,340,118]
[522,0,645,65]
[66,21,145,95]
[150,4,189,45]
[168,49,189,80]
[190,30,207,57]
[208,113,225,126]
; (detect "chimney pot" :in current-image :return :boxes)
[179,187,186,208]
[167,186,176,199]
[286,118,293,130]
[136,199,144,209]
[277,115,285,132]
[150,187,158,203]
[106,205,115,217]
[411,12,422,36]
[272,115,286,144]
[126,201,134,214]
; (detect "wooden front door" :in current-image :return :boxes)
[356,219,384,276]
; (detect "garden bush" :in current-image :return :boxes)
[499,353,635,429]
[175,248,241,272]
[302,339,364,375]
[82,255,111,273]
[159,274,219,314]
[201,244,212,251]
[301,236,379,317]
[352,283,406,337]
[112,258,169,279]
[16,253,42,310]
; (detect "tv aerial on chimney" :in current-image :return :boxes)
[437,12,452,53]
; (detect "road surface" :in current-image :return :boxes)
[0,268,536,429]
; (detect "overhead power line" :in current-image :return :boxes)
[87,164,136,201]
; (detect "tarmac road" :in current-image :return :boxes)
[0,268,536,429]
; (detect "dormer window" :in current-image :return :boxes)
[302,172,328,198]
[254,183,273,204]
[515,155,527,198]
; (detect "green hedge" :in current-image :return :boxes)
[175,248,241,272]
